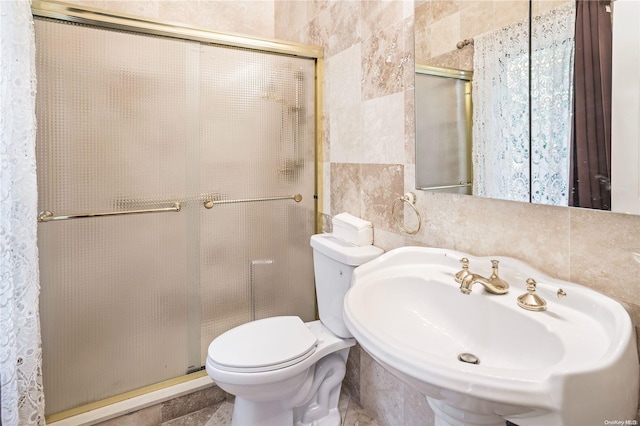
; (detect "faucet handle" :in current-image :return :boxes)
[489,259,499,277]
[525,278,537,291]
[517,278,547,311]
[455,258,470,283]
[488,259,509,291]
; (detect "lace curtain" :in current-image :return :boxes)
[472,2,576,204]
[0,1,45,425]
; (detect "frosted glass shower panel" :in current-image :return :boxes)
[35,19,199,414]
[415,71,472,194]
[198,46,317,360]
[35,17,318,417]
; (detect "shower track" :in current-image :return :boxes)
[37,202,182,222]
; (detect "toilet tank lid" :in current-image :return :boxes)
[310,233,383,266]
[207,316,317,370]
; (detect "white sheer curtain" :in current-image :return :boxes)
[472,2,576,204]
[530,2,576,205]
[0,1,45,425]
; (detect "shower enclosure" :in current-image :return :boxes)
[415,65,473,195]
[33,5,320,418]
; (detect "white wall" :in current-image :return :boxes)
[612,0,640,214]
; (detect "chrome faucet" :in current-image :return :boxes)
[455,258,509,295]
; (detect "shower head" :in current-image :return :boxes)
[260,66,305,109]
[260,91,289,105]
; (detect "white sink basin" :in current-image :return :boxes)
[343,247,639,426]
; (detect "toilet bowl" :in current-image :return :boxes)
[206,233,383,426]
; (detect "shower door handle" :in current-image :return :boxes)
[203,194,302,208]
[37,202,182,222]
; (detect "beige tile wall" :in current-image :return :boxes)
[63,0,275,38]
[51,0,640,424]
[414,0,567,70]
[273,0,640,424]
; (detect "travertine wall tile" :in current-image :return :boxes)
[328,1,362,57]
[418,0,533,71]
[426,49,462,69]
[274,0,307,39]
[360,350,404,426]
[160,1,274,38]
[458,196,572,280]
[329,101,363,164]
[404,88,416,164]
[458,44,474,70]
[362,0,405,43]
[321,162,331,218]
[414,191,469,250]
[624,302,640,328]
[403,384,436,426]
[494,0,529,29]
[403,164,416,196]
[459,1,495,40]
[342,397,381,426]
[66,0,275,39]
[330,163,362,217]
[371,228,412,253]
[362,93,406,164]
[429,12,459,57]
[319,211,332,234]
[361,22,408,100]
[402,16,416,92]
[343,344,361,404]
[361,164,404,232]
[569,209,640,305]
[102,0,159,19]
[431,0,459,22]
[305,9,331,48]
[69,0,158,20]
[327,45,363,163]
[327,45,362,112]
[309,0,330,20]
[414,1,431,63]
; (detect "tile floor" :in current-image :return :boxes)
[159,391,378,426]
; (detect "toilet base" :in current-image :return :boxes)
[231,395,343,426]
[295,408,341,426]
[229,349,350,426]
[293,351,347,426]
[232,397,294,426]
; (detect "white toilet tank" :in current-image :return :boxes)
[310,233,383,338]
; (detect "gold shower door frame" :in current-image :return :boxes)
[32,0,323,422]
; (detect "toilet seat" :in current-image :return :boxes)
[207,316,318,373]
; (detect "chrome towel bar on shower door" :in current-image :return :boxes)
[37,202,182,222]
[203,194,302,209]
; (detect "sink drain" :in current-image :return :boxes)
[458,353,480,365]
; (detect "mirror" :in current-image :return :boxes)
[414,0,636,213]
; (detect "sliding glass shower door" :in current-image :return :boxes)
[35,17,317,416]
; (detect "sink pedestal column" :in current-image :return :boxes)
[428,398,505,426]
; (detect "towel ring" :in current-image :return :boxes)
[391,192,422,235]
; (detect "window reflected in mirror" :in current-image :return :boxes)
[414,0,621,212]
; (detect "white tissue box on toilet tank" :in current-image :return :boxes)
[331,213,373,247]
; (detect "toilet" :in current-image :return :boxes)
[205,233,383,426]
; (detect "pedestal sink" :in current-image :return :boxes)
[343,247,639,426]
